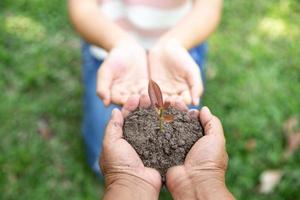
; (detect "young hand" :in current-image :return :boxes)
[100,96,161,200]
[148,39,203,106]
[97,38,148,106]
[166,106,235,200]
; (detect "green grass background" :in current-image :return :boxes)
[1,0,300,199]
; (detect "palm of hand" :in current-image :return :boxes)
[101,138,160,188]
[149,41,203,105]
[166,135,227,185]
[111,58,148,104]
[97,42,148,105]
[150,53,189,95]
[185,132,228,170]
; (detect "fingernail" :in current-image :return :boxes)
[111,108,118,116]
[188,109,198,118]
[202,106,211,114]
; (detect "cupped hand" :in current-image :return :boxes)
[148,39,203,105]
[100,95,161,199]
[97,38,148,106]
[166,106,234,200]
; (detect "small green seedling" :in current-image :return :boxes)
[148,79,174,131]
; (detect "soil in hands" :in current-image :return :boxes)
[123,106,203,181]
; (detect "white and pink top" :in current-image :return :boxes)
[90,0,192,59]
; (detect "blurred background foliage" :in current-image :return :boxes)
[0,0,300,199]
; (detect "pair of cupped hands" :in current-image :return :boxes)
[97,37,203,106]
[100,95,230,199]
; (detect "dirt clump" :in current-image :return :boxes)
[123,107,203,181]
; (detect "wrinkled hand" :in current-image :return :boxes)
[100,95,161,199]
[97,38,148,106]
[148,39,203,105]
[166,106,234,200]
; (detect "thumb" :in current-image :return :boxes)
[97,61,113,106]
[104,108,124,144]
[199,106,224,138]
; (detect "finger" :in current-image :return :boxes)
[97,62,113,106]
[199,106,213,129]
[139,94,151,108]
[99,153,105,174]
[162,93,170,103]
[167,95,177,108]
[191,81,203,106]
[111,88,129,105]
[103,108,124,143]
[169,95,178,107]
[188,109,199,119]
[140,87,148,97]
[186,67,202,106]
[138,80,148,94]
[121,93,131,105]
[171,45,202,106]
[165,96,172,105]
[178,52,202,106]
[121,95,140,118]
[180,90,192,105]
[174,96,188,111]
[199,106,224,137]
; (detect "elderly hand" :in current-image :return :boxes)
[100,95,161,200]
[166,106,235,200]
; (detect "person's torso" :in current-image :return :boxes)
[90,0,192,59]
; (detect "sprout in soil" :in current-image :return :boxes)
[148,79,174,131]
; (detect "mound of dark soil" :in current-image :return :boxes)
[123,107,203,181]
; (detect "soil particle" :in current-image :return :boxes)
[165,133,171,140]
[178,139,185,146]
[123,107,203,181]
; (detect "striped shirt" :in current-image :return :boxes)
[90,0,192,59]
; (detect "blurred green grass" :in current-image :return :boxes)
[1,0,300,199]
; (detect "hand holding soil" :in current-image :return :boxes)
[99,96,162,200]
[124,81,204,181]
[101,94,234,199]
[166,107,235,200]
